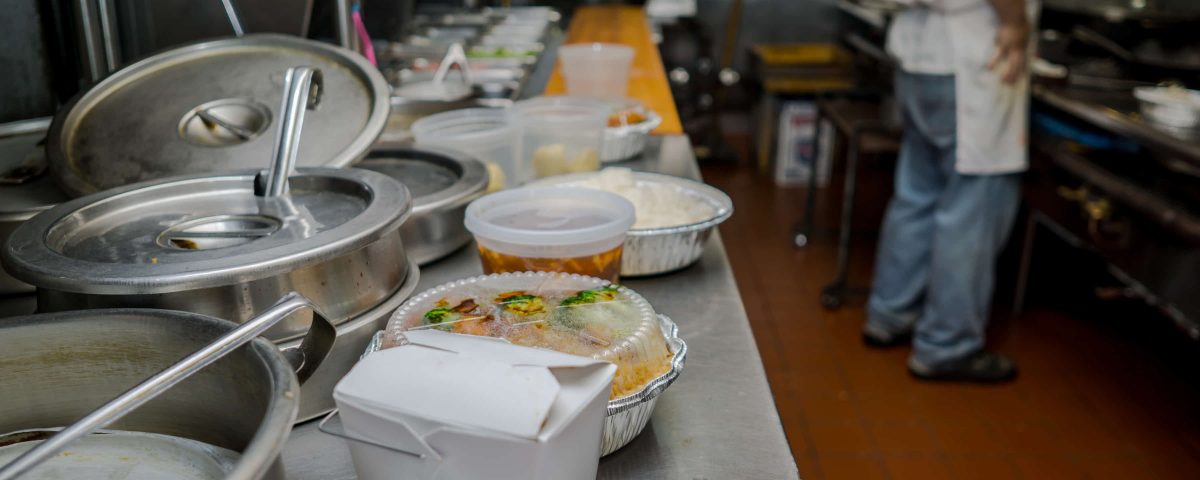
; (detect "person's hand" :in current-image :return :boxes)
[987,20,1029,85]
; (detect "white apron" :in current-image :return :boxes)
[888,0,1037,175]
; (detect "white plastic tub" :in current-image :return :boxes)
[411,108,519,188]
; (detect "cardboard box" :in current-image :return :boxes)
[774,100,834,187]
[333,330,617,480]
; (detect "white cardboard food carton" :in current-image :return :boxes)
[333,330,618,480]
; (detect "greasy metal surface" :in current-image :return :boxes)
[285,259,420,422]
[280,135,800,480]
[0,309,300,479]
[357,146,488,265]
[48,34,389,197]
[0,118,69,294]
[4,168,411,340]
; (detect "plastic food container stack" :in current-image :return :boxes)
[411,108,519,189]
[558,43,635,98]
[333,330,616,480]
[464,187,635,282]
[511,96,609,179]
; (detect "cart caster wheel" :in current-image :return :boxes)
[820,293,842,309]
[793,233,808,248]
[820,286,844,310]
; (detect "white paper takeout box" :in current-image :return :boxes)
[333,330,618,480]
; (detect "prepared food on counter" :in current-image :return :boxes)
[390,278,672,399]
[607,109,648,128]
[532,144,600,177]
[570,167,718,229]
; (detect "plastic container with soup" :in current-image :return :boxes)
[464,187,635,282]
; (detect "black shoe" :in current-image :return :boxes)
[862,324,911,348]
[907,351,1017,383]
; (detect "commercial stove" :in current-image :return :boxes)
[1019,0,1200,338]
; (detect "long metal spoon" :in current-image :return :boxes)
[0,292,335,480]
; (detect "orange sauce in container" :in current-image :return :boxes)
[478,243,624,282]
[465,187,636,284]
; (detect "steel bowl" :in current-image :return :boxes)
[0,309,307,479]
[532,171,734,276]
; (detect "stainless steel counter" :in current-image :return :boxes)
[280,135,801,479]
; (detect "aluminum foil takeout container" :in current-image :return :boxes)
[360,272,687,456]
[533,171,734,276]
[602,108,663,163]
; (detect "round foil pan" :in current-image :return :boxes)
[359,313,687,457]
[601,110,662,163]
[532,171,734,276]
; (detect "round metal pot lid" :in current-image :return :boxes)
[3,167,411,294]
[356,145,488,214]
[48,34,391,197]
[0,118,70,223]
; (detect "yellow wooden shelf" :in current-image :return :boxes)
[544,6,682,135]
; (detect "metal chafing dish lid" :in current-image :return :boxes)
[0,118,69,223]
[2,167,411,295]
[48,34,390,197]
[356,146,488,214]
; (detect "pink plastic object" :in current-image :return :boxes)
[351,6,376,66]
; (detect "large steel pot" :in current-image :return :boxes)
[0,308,308,479]
[356,146,488,266]
[2,166,416,420]
[48,34,390,197]
[3,167,412,340]
[289,257,420,421]
[0,118,69,295]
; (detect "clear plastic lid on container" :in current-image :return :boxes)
[465,187,635,257]
[385,272,673,399]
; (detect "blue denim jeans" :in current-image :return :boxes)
[866,72,1021,368]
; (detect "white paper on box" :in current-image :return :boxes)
[333,330,617,480]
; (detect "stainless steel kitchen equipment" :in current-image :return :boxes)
[0,118,69,295]
[5,65,415,419]
[0,292,334,480]
[357,146,489,265]
[47,34,390,197]
[0,305,319,479]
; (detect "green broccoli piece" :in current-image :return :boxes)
[552,285,621,329]
[423,306,460,332]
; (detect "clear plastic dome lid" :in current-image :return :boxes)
[385,271,672,399]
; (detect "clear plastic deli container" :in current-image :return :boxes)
[411,108,518,189]
[558,43,635,99]
[385,271,673,400]
[464,187,635,282]
[511,96,609,180]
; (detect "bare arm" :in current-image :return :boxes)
[986,0,1030,84]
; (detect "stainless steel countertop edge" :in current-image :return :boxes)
[279,135,800,479]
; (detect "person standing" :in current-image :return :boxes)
[862,0,1036,382]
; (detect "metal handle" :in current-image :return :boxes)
[432,43,472,87]
[261,66,323,198]
[219,0,244,36]
[0,292,334,480]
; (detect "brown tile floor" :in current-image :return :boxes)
[697,159,1200,479]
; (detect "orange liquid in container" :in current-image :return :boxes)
[477,244,624,283]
